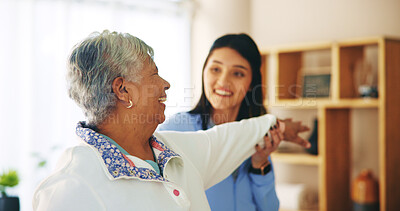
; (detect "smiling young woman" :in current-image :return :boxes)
[158,34,279,211]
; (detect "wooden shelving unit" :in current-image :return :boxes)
[261,37,400,211]
[271,152,320,166]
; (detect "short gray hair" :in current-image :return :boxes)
[67,30,154,126]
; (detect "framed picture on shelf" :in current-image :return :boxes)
[301,73,331,98]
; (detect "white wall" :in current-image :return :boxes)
[190,0,251,106]
[250,0,400,47]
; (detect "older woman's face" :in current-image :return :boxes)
[128,58,170,124]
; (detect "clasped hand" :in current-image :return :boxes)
[251,119,311,169]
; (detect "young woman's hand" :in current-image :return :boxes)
[251,127,282,168]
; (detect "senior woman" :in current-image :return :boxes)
[32,30,309,211]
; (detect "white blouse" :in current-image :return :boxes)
[32,114,277,211]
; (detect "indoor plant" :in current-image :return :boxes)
[0,169,20,211]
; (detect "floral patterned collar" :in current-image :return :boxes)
[76,122,180,182]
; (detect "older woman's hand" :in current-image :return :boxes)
[279,118,311,148]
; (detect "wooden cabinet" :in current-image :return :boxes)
[261,37,400,211]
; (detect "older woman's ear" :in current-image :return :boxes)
[112,77,137,106]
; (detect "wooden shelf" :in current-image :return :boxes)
[271,152,320,166]
[263,36,400,211]
[268,99,331,109]
[320,99,379,109]
[337,36,384,47]
[268,98,379,109]
[273,42,332,53]
[275,47,332,101]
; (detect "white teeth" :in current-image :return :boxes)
[215,89,232,96]
[159,97,167,103]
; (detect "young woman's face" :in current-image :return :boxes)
[203,47,253,112]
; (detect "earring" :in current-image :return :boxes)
[127,100,133,109]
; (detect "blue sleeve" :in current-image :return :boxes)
[157,112,199,132]
[249,157,279,211]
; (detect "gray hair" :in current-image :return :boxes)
[67,30,154,126]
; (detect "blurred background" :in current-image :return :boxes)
[1,0,399,210]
